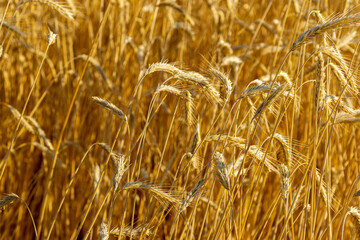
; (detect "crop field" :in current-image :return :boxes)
[2,0,360,239]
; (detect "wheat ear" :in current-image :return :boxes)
[180,179,205,212]
[291,13,360,50]
[213,152,230,190]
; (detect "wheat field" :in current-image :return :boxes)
[2,0,360,239]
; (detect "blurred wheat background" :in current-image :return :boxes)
[2,0,360,239]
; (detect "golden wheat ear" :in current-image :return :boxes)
[18,0,76,21]
[99,221,109,240]
[92,96,127,121]
[348,207,360,239]
[180,179,206,213]
[213,152,230,190]
[291,13,360,50]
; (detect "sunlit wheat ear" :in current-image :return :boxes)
[154,85,195,126]
[320,47,359,94]
[110,224,152,239]
[92,96,127,121]
[227,154,246,178]
[348,207,360,238]
[324,95,354,114]
[19,0,76,21]
[335,117,360,125]
[204,134,246,147]
[330,110,360,126]
[141,61,182,79]
[246,145,278,173]
[259,71,292,85]
[186,123,202,169]
[291,13,360,50]
[46,29,57,45]
[213,152,230,190]
[279,164,290,203]
[155,84,186,99]
[189,122,201,155]
[315,170,338,210]
[329,63,358,95]
[217,39,233,55]
[329,63,349,89]
[315,52,326,112]
[208,66,232,102]
[113,154,127,190]
[253,83,289,120]
[240,84,273,98]
[0,193,19,211]
[170,71,222,104]
[180,179,205,213]
[313,11,328,45]
[220,56,242,67]
[263,133,292,168]
[99,221,109,240]
[207,135,277,172]
[93,165,100,197]
[122,182,181,208]
[184,90,195,126]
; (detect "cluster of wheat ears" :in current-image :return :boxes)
[3,0,360,239]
